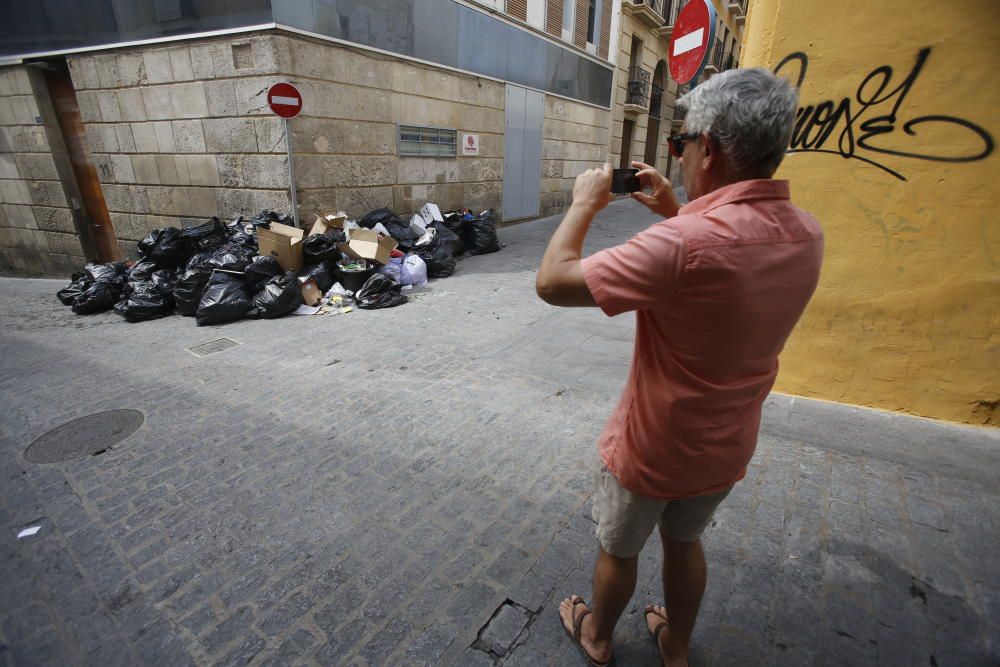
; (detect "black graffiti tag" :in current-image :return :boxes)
[773,48,994,181]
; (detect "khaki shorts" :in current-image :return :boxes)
[592,464,732,558]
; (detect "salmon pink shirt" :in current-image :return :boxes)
[581,179,823,500]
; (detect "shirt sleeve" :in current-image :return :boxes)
[580,220,687,317]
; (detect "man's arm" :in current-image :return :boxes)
[536,165,614,307]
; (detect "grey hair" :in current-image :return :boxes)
[677,67,798,176]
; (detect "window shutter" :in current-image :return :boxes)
[574,0,587,48]
[508,0,528,21]
[546,0,562,36]
[598,0,611,58]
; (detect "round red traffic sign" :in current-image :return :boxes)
[668,0,716,85]
[267,82,302,119]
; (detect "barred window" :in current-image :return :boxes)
[398,125,458,157]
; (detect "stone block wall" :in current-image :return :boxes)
[277,35,507,219]
[540,95,611,218]
[67,33,292,258]
[0,67,85,276]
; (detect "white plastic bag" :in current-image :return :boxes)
[376,256,403,283]
[400,253,428,286]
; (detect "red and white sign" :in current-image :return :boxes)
[267,82,303,119]
[668,0,716,86]
[461,133,480,156]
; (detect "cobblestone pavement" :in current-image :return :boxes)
[1,199,998,666]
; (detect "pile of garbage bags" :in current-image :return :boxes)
[56,204,500,326]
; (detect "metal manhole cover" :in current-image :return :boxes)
[187,338,240,357]
[25,410,144,463]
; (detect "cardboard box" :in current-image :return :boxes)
[299,277,323,306]
[257,221,304,271]
[309,211,347,236]
[339,229,397,266]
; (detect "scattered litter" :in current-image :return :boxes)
[17,525,41,539]
[292,304,323,315]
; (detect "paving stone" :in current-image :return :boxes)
[0,199,997,666]
[478,602,530,656]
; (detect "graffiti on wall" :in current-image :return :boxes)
[773,48,994,181]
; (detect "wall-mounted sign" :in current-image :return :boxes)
[461,133,480,156]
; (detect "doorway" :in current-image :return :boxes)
[502,84,544,221]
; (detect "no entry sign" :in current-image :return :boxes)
[668,0,716,86]
[267,82,302,119]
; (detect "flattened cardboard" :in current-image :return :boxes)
[257,221,304,271]
[338,229,397,266]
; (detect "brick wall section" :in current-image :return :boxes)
[0,67,85,276]
[546,0,562,36]
[539,95,610,218]
[67,34,292,259]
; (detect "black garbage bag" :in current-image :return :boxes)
[382,218,419,252]
[71,281,122,315]
[358,208,404,230]
[244,255,283,289]
[442,211,468,239]
[247,271,302,319]
[126,260,158,284]
[299,262,334,292]
[150,269,177,296]
[180,218,228,252]
[57,272,92,306]
[114,281,174,322]
[250,209,291,230]
[303,230,347,263]
[174,269,212,316]
[226,217,257,250]
[462,212,500,255]
[85,261,129,284]
[355,273,407,309]
[185,249,216,272]
[206,243,255,272]
[138,228,190,268]
[195,271,253,326]
[428,221,465,258]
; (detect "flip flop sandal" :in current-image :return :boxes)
[644,606,670,660]
[561,596,616,667]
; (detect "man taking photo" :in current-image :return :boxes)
[536,67,824,666]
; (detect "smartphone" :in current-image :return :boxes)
[611,168,640,194]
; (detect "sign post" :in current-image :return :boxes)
[267,82,304,227]
[668,0,717,87]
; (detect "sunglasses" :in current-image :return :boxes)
[668,131,700,158]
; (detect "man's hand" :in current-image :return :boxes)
[630,161,681,219]
[572,164,615,214]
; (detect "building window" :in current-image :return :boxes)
[398,125,458,157]
[562,0,575,41]
[586,0,602,54]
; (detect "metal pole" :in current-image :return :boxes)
[284,117,298,227]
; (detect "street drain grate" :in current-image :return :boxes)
[187,338,240,357]
[25,410,144,464]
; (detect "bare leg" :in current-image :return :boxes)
[559,545,637,663]
[654,536,707,667]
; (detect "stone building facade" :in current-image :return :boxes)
[0,1,618,276]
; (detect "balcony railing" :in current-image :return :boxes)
[625,66,652,108]
[704,39,726,74]
[629,0,666,29]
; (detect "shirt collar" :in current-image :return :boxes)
[679,179,791,216]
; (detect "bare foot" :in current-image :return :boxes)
[558,595,613,665]
[644,604,688,667]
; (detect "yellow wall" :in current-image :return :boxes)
[741,0,999,424]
